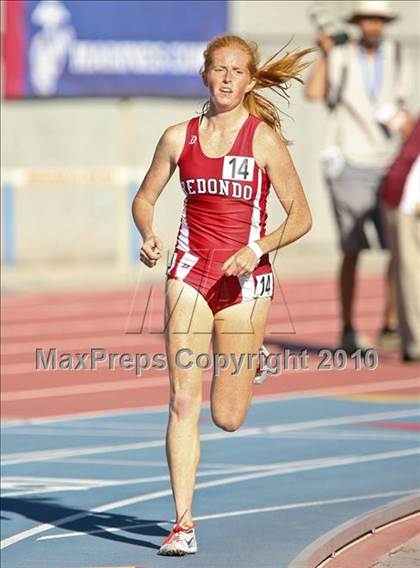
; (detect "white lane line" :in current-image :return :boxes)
[260,409,420,435]
[1,463,283,497]
[5,419,167,431]
[0,456,344,498]
[1,368,315,399]
[2,299,383,338]
[37,489,420,541]
[252,378,420,402]
[55,458,267,469]
[1,404,171,426]
[0,287,355,321]
[4,424,418,442]
[1,335,164,356]
[51,420,166,429]
[2,371,419,402]
[2,377,419,427]
[1,281,381,321]
[2,316,130,337]
[254,430,420,441]
[2,455,380,497]
[2,408,419,466]
[43,458,173,467]
[193,490,420,521]
[2,447,419,550]
[1,438,169,466]
[51,429,417,467]
[2,475,122,485]
[0,427,167,438]
[1,316,381,356]
[0,376,183,401]
[1,300,133,319]
[3,449,420,498]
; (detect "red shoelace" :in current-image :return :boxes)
[162,509,197,545]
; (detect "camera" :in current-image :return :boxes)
[307,2,350,45]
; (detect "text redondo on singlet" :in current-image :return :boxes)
[181,177,253,200]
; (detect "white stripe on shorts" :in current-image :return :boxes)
[239,274,256,302]
[175,252,199,280]
[177,201,190,252]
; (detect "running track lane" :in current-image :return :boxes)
[1,276,419,421]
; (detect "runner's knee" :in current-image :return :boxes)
[212,411,244,432]
[169,389,201,421]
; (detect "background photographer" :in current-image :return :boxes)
[305,1,413,353]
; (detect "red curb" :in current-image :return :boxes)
[288,494,420,568]
[318,512,420,567]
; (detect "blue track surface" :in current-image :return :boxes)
[1,395,419,568]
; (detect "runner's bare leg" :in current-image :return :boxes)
[164,278,214,527]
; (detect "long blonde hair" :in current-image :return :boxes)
[201,34,314,144]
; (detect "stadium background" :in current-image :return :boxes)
[2,0,419,291]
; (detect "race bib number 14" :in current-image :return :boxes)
[223,156,254,181]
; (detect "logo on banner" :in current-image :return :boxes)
[30,0,75,95]
[20,0,226,97]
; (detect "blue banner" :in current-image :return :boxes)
[6,0,227,98]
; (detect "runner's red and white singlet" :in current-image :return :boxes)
[167,113,274,313]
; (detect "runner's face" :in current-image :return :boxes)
[358,17,387,47]
[205,47,255,110]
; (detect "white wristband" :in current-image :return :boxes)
[247,241,264,260]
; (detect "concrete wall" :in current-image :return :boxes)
[1,1,419,270]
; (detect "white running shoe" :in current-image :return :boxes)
[158,522,197,556]
[253,344,274,384]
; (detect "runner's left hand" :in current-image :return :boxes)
[222,246,259,277]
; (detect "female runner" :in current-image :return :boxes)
[132,34,313,556]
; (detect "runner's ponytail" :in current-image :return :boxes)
[201,35,314,144]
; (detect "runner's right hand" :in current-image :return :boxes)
[140,235,163,267]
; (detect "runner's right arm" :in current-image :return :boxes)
[132,123,186,267]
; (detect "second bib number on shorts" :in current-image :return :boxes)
[255,273,273,298]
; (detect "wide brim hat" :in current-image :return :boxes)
[347,1,399,23]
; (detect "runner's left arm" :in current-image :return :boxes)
[222,123,312,277]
